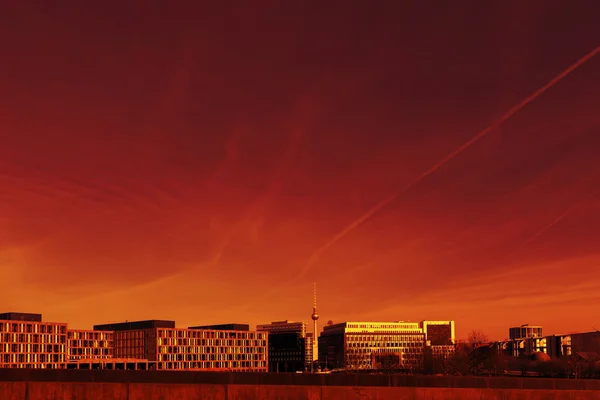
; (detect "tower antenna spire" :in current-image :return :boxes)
[311,282,319,371]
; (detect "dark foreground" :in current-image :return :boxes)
[2,369,600,399]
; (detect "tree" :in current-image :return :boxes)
[468,330,490,348]
[445,344,471,376]
[372,352,401,373]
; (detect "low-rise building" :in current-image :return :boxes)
[94,319,268,371]
[0,313,67,369]
[318,321,426,371]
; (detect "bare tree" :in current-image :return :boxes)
[468,330,490,348]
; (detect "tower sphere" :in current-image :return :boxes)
[311,311,319,321]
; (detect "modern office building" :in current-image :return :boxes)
[420,321,455,345]
[94,319,268,371]
[305,333,314,368]
[318,321,426,371]
[420,321,456,371]
[0,313,68,369]
[509,324,543,340]
[257,320,309,372]
[496,325,600,361]
[494,325,546,358]
[66,329,113,361]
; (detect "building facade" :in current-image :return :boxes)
[257,320,308,372]
[0,313,67,369]
[305,333,314,368]
[496,325,600,361]
[94,320,268,371]
[420,320,455,372]
[318,321,426,371]
[67,329,113,361]
[509,324,543,340]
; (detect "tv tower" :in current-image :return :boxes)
[311,282,319,365]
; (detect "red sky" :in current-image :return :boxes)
[1,1,599,340]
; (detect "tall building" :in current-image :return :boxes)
[305,333,314,368]
[94,319,268,371]
[420,321,455,373]
[0,313,67,369]
[311,283,319,365]
[318,321,426,371]
[256,320,308,372]
[509,324,543,340]
[420,321,455,345]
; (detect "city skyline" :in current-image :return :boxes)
[1,2,600,342]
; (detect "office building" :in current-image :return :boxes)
[496,326,600,361]
[509,324,543,340]
[257,320,309,372]
[94,319,268,371]
[0,313,67,369]
[318,321,426,371]
[420,321,456,372]
[67,329,113,361]
[305,333,314,368]
[420,321,455,345]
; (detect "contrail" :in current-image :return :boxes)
[508,186,600,258]
[294,45,600,281]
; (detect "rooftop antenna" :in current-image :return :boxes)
[593,326,599,333]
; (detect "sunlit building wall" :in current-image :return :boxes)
[67,329,113,361]
[94,320,268,371]
[305,333,314,369]
[0,314,67,369]
[318,321,426,371]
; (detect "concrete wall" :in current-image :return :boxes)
[3,382,600,400]
[2,370,600,399]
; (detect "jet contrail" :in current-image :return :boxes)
[295,45,600,281]
[508,187,600,258]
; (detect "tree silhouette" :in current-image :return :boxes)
[468,330,489,348]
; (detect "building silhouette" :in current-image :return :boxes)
[256,320,309,372]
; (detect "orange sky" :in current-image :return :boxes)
[1,1,600,341]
